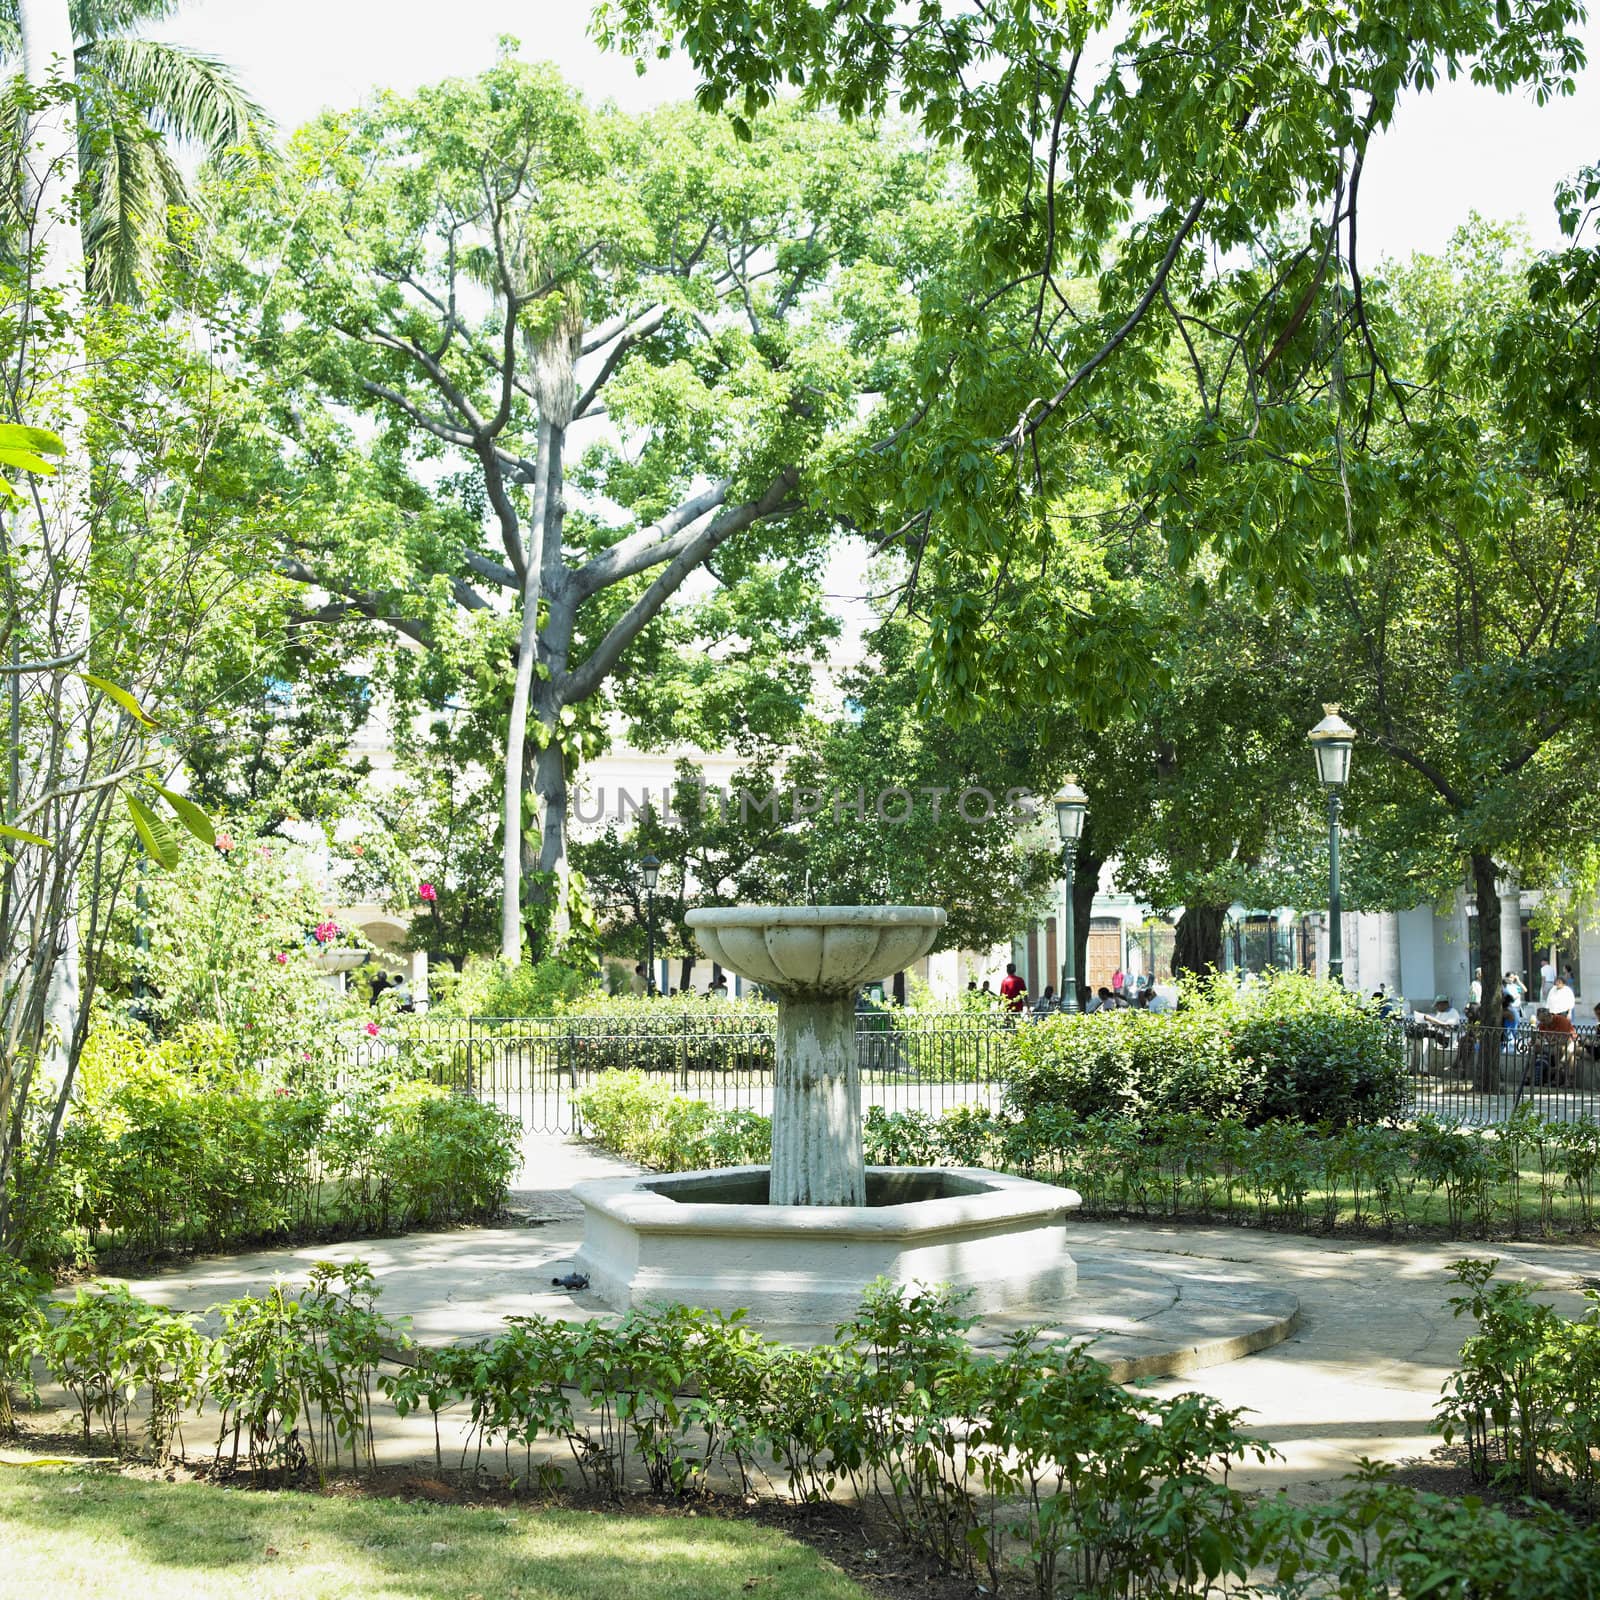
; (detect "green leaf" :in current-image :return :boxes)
[0,424,64,457]
[0,821,51,848]
[81,674,159,727]
[149,782,215,847]
[125,793,181,869]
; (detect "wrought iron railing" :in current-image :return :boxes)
[326,1009,1600,1135]
[336,1010,1014,1134]
[1401,1020,1600,1123]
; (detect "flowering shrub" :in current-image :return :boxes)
[104,824,364,1046]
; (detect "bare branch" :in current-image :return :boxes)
[570,480,732,599]
[562,471,800,702]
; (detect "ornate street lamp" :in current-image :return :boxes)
[641,854,661,996]
[1053,778,1088,1013]
[1307,706,1356,984]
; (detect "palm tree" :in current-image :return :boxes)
[1,0,271,302]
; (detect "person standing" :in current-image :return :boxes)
[1540,957,1556,1003]
[999,962,1027,1014]
[1112,965,1126,996]
[1469,967,1483,1006]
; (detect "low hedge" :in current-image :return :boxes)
[10,1022,521,1270]
[574,1077,1600,1239]
[1002,972,1404,1126]
[6,1266,1599,1596]
[571,1070,770,1169]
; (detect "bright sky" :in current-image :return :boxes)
[159,0,1600,260]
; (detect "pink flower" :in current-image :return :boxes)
[418,881,437,903]
[273,951,288,965]
[216,831,234,853]
[313,920,340,944]
[352,844,365,857]
[259,846,273,859]
[365,1021,380,1037]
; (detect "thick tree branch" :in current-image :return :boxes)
[561,470,800,703]
[462,548,519,591]
[575,304,669,420]
[569,480,732,600]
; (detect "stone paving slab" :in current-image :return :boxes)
[93,1218,1300,1383]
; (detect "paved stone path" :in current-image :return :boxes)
[45,1135,1600,1498]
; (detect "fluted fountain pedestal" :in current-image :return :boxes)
[687,905,949,1206]
[573,905,1082,1327]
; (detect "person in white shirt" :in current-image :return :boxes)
[1540,959,1556,1002]
[1548,975,1576,1018]
[1419,996,1462,1041]
[1469,967,1483,1005]
[1504,970,1526,1007]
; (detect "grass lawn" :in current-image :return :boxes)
[0,1456,867,1600]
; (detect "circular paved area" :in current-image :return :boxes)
[54,1136,1600,1497]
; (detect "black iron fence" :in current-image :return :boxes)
[339,1011,1013,1134]
[331,1010,1600,1135]
[1402,1021,1600,1124]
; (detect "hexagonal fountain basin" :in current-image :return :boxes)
[573,1164,1081,1328]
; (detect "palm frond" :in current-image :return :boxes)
[80,113,179,302]
[79,36,273,169]
[68,0,186,45]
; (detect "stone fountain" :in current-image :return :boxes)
[573,906,1082,1328]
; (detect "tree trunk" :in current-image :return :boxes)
[19,0,88,1081]
[1172,904,1228,978]
[499,418,550,962]
[504,303,581,961]
[1470,852,1504,1092]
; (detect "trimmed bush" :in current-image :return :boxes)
[1002,973,1403,1126]
[572,1070,770,1169]
[16,1022,521,1270]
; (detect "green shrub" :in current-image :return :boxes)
[573,1071,771,1169]
[34,1285,206,1458]
[441,956,601,1018]
[1002,973,1403,1126]
[24,1021,520,1270]
[0,1255,46,1436]
[1259,1465,1600,1598]
[209,1260,402,1481]
[1437,1257,1600,1510]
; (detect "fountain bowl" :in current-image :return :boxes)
[573,1165,1081,1329]
[686,905,946,997]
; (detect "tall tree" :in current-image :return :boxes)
[232,57,939,960]
[579,617,1070,959]
[1304,220,1600,1045]
[1,0,270,302]
[598,0,1587,709]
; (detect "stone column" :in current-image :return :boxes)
[770,993,864,1206]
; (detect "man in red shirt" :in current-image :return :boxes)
[999,962,1028,1013]
[1534,1006,1577,1087]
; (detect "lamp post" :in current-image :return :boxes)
[1307,706,1356,985]
[1053,778,1088,1012]
[640,854,661,996]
